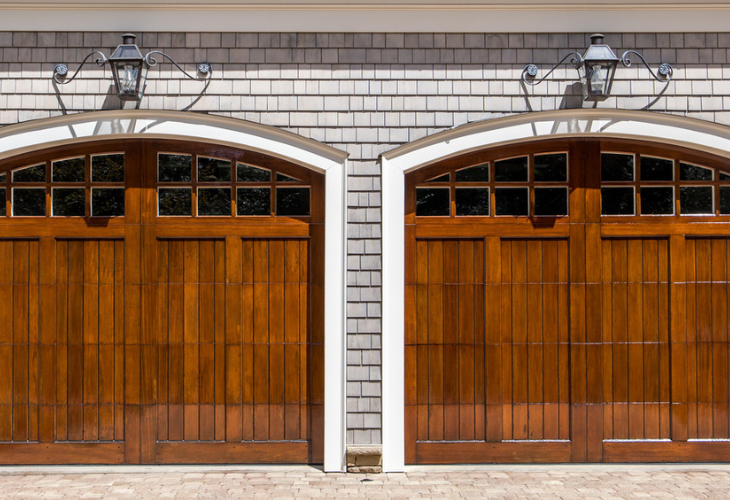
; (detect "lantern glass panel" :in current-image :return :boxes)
[112,61,148,101]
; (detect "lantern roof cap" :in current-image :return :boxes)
[109,33,143,61]
[583,33,618,63]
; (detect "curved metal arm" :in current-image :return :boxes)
[53,51,108,84]
[621,50,673,82]
[144,51,212,80]
[522,52,583,86]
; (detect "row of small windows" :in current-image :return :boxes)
[600,153,730,216]
[416,152,730,217]
[158,153,299,184]
[156,153,310,216]
[417,153,569,217]
[158,187,309,217]
[0,186,310,217]
[0,153,311,217]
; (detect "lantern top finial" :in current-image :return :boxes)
[590,34,605,45]
[121,33,137,45]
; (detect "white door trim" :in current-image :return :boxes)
[0,110,349,472]
[379,108,730,471]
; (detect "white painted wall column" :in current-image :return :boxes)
[323,160,348,472]
[381,157,406,472]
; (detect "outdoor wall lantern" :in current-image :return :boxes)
[522,34,673,101]
[53,33,211,102]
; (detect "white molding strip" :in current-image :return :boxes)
[0,4,728,31]
[381,156,405,473]
[0,110,349,472]
[379,108,730,472]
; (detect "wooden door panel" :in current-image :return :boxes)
[601,238,671,443]
[685,238,730,440]
[408,237,572,463]
[0,238,127,464]
[154,237,312,463]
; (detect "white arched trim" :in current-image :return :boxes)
[379,109,730,472]
[0,110,349,472]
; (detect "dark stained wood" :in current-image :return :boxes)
[406,137,730,464]
[0,139,324,465]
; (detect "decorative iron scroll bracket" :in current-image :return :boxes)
[522,52,583,87]
[620,50,673,82]
[522,51,673,86]
[53,51,108,85]
[53,51,211,87]
[144,51,212,81]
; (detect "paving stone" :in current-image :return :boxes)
[0,465,729,498]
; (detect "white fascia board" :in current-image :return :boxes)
[0,3,728,32]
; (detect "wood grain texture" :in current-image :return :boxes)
[0,139,324,465]
[405,138,730,464]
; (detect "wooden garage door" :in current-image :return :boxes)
[406,138,730,463]
[0,139,324,464]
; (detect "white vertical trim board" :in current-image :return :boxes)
[323,159,348,472]
[381,157,406,473]
[378,109,730,470]
[0,110,349,471]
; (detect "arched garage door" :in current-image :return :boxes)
[405,138,730,463]
[0,139,323,464]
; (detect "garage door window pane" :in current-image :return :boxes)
[0,189,5,216]
[52,157,85,183]
[159,154,192,182]
[641,157,674,181]
[641,186,674,215]
[455,165,489,182]
[92,154,125,183]
[276,173,300,183]
[495,157,528,182]
[601,187,635,215]
[534,153,567,182]
[52,188,85,216]
[276,187,311,216]
[721,187,730,214]
[237,163,271,182]
[198,188,231,216]
[197,157,231,182]
[92,188,125,217]
[455,188,489,216]
[601,153,634,182]
[416,188,450,216]
[13,164,45,183]
[495,187,529,216]
[237,187,271,216]
[534,187,568,216]
[159,188,192,216]
[680,162,713,181]
[425,173,450,183]
[680,186,713,215]
[13,188,46,216]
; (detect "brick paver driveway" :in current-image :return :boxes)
[1,464,729,499]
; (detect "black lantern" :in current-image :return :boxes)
[108,34,148,101]
[522,33,672,103]
[53,33,211,105]
[576,34,619,101]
